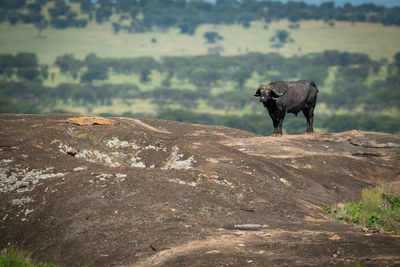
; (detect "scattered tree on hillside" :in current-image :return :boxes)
[80,65,108,84]
[270,30,292,50]
[79,0,92,13]
[394,52,400,69]
[55,54,82,79]
[80,53,108,83]
[34,20,48,37]
[203,31,224,44]
[140,69,151,83]
[112,22,121,34]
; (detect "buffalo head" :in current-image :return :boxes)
[254,84,285,102]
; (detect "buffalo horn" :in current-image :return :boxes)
[267,85,284,97]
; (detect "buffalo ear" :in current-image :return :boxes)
[254,88,261,97]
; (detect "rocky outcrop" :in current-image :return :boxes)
[0,114,399,266]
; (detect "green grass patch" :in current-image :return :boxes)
[0,247,59,267]
[324,185,400,234]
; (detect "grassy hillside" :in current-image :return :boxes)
[1,19,400,64]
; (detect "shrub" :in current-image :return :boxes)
[323,185,400,234]
[322,204,333,215]
[0,247,59,267]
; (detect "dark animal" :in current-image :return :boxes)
[254,80,318,136]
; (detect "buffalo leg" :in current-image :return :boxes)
[269,109,285,136]
[270,113,285,136]
[268,111,279,136]
[271,117,279,136]
[277,116,284,136]
[302,107,314,134]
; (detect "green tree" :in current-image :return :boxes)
[49,0,70,18]
[14,53,38,68]
[95,7,112,23]
[80,66,108,83]
[204,31,223,43]
[190,68,220,87]
[17,67,40,81]
[0,54,15,77]
[55,54,82,79]
[34,20,48,37]
[80,54,108,83]
[276,30,290,43]
[394,52,400,69]
[80,0,92,13]
[233,68,252,87]
[112,22,121,34]
[140,69,151,83]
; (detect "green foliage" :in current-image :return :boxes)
[382,193,400,211]
[394,52,400,69]
[275,30,290,44]
[366,214,379,229]
[55,54,82,78]
[324,185,400,234]
[0,247,59,267]
[353,261,365,267]
[140,69,151,83]
[81,65,108,83]
[344,203,362,223]
[16,67,40,81]
[14,53,38,69]
[323,204,333,215]
[203,31,223,44]
[80,53,109,83]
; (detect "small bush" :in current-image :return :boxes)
[353,261,365,267]
[0,247,59,267]
[323,204,333,214]
[366,214,380,229]
[323,185,400,234]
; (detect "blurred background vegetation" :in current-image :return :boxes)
[0,0,399,135]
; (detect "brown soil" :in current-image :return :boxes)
[1,114,400,266]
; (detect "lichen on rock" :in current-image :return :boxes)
[0,166,66,193]
[162,146,196,170]
[105,137,140,150]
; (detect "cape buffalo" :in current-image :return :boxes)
[254,80,318,136]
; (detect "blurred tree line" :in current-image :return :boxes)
[0,53,48,81]
[0,50,399,134]
[51,50,375,87]
[0,0,399,33]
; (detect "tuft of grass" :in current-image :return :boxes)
[323,185,400,234]
[353,261,365,267]
[0,247,59,267]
